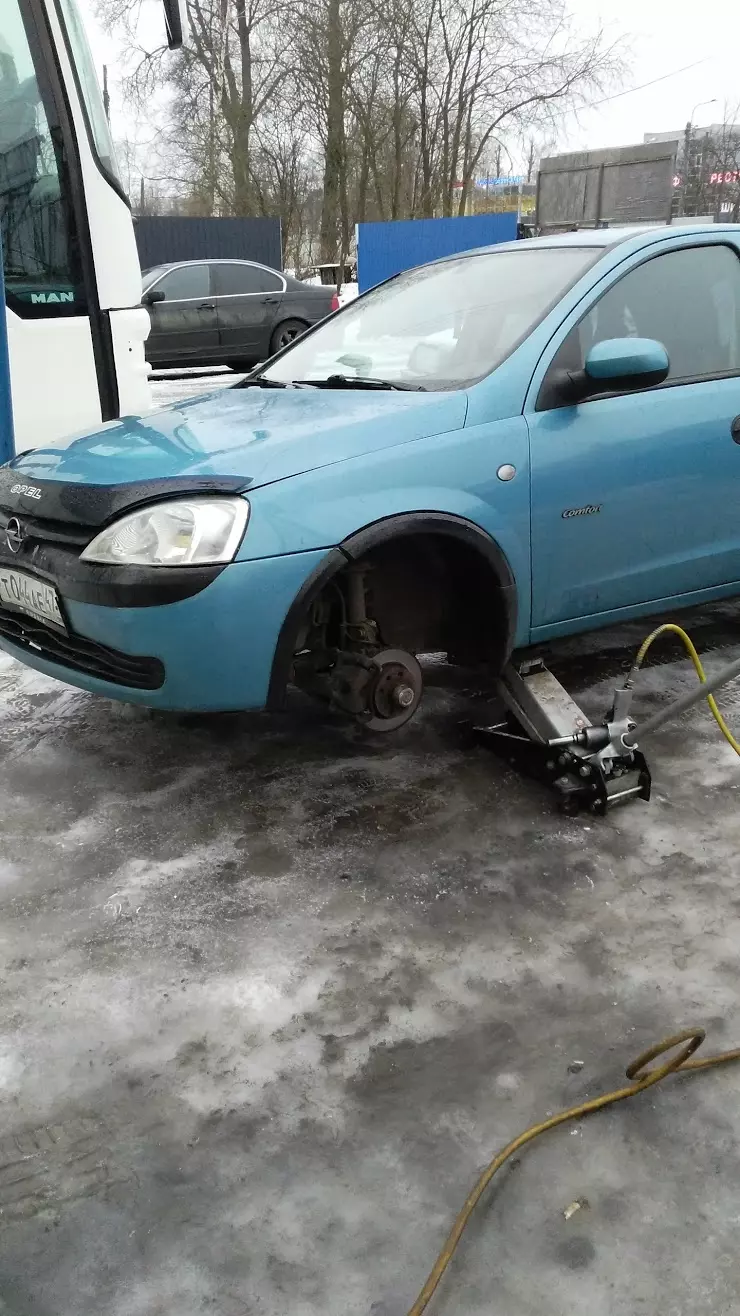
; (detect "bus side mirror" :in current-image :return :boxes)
[163,0,186,48]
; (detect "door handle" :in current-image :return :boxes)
[732,416,740,444]
[198,302,216,310]
[262,296,279,305]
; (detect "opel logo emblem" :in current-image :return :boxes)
[5,518,24,554]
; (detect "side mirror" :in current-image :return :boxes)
[143,288,166,306]
[584,337,669,390]
[162,0,186,48]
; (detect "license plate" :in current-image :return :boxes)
[0,568,66,633]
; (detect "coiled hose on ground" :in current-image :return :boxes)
[406,1030,740,1316]
[406,624,740,1314]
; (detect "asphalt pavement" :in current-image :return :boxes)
[1,372,739,1315]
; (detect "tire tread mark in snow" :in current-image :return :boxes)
[0,1117,129,1221]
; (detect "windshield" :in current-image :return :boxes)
[263,247,598,390]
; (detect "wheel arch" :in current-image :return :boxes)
[266,513,518,709]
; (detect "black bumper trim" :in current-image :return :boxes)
[0,607,165,690]
[266,547,348,709]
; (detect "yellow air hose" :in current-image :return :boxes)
[406,625,740,1313]
[626,622,740,756]
[406,1029,740,1315]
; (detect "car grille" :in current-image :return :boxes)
[0,607,165,690]
[0,510,92,549]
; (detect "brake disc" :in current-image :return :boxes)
[363,649,423,732]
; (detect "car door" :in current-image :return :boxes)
[213,263,285,364]
[144,264,219,365]
[527,239,740,635]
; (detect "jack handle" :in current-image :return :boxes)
[548,726,612,752]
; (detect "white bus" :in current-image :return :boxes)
[1,0,182,452]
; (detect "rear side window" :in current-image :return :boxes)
[213,263,283,295]
[157,265,210,300]
[550,244,740,388]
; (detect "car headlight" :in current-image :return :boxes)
[80,496,250,567]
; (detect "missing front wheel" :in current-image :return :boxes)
[293,646,423,731]
[291,562,425,730]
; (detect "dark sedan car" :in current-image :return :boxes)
[141,259,337,370]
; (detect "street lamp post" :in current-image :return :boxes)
[681,98,718,215]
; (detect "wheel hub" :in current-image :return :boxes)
[364,649,423,732]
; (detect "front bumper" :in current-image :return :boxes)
[0,549,330,711]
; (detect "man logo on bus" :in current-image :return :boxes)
[30,292,75,305]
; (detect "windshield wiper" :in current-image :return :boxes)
[234,376,291,389]
[294,374,426,392]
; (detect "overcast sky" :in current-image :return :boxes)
[565,0,740,148]
[79,0,740,157]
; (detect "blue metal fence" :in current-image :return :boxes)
[357,213,518,293]
[0,235,14,462]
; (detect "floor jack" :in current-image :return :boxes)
[475,646,740,815]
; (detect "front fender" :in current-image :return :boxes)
[265,513,518,709]
[238,418,532,646]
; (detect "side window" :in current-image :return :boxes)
[56,0,121,185]
[157,265,210,301]
[258,269,283,293]
[0,0,85,318]
[545,245,740,400]
[213,263,282,295]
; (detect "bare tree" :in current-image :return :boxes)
[98,0,293,215]
[394,0,622,217]
[250,122,321,267]
[98,0,625,262]
[284,0,375,259]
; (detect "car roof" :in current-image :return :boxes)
[142,258,284,273]
[398,223,740,282]
[453,222,740,259]
[506,225,663,249]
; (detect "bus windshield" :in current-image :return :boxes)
[0,0,84,315]
[0,0,182,450]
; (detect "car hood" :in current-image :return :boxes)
[10,386,468,489]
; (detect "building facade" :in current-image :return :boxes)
[645,124,740,219]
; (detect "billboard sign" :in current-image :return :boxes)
[537,141,679,229]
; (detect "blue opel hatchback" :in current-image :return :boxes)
[1,224,740,730]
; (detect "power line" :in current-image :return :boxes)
[588,59,708,110]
